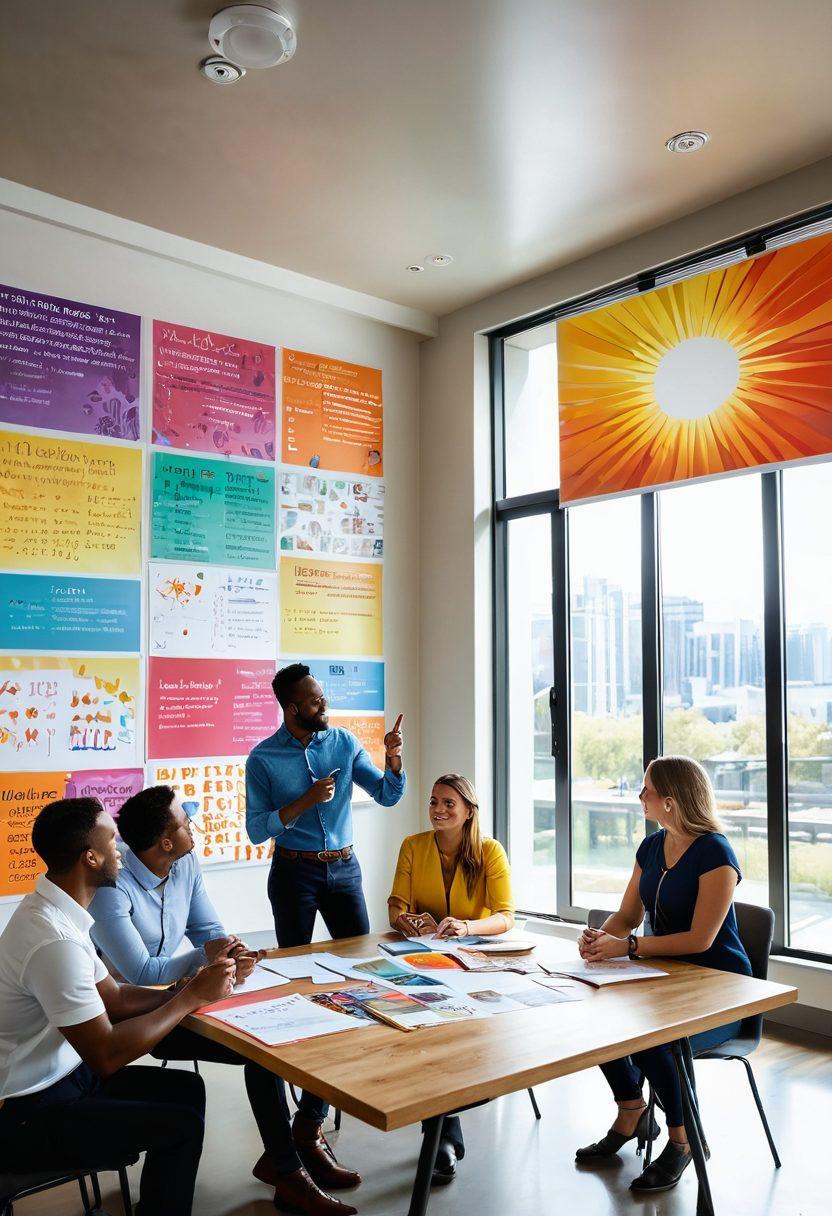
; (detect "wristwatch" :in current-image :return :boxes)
[627,934,639,960]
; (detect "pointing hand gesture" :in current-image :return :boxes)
[384,713,404,760]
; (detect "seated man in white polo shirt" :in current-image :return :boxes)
[0,796,235,1216]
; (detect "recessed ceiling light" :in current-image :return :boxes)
[200,56,246,84]
[666,131,710,154]
[425,254,454,267]
[208,4,297,70]
[406,264,425,273]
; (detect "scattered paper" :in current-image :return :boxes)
[543,959,669,987]
[231,965,291,997]
[206,992,372,1046]
[261,953,350,985]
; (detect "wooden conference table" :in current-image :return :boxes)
[185,933,797,1216]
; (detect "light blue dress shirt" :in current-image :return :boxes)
[89,849,225,985]
[245,725,406,852]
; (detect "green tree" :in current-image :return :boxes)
[663,708,723,761]
[572,713,643,784]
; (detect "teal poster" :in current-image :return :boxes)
[0,574,140,651]
[151,452,275,569]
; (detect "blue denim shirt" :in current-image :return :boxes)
[245,725,406,851]
[89,849,225,985]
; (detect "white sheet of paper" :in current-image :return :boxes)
[261,954,351,985]
[231,965,291,997]
[206,992,372,1046]
[545,959,669,986]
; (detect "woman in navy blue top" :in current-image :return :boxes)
[575,755,752,1195]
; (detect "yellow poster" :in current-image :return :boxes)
[280,557,383,657]
[0,771,65,898]
[0,429,141,573]
[0,656,140,771]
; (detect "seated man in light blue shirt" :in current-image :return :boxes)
[90,785,361,1216]
[246,662,406,949]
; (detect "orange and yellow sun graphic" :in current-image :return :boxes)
[557,231,832,502]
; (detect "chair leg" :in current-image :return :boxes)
[91,1173,103,1207]
[527,1088,542,1120]
[160,1059,168,1069]
[193,1059,200,1075]
[739,1056,781,1168]
[118,1165,134,1215]
[78,1175,93,1213]
[334,1107,342,1131]
[644,1084,657,1168]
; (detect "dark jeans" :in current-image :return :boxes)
[268,851,370,948]
[268,851,369,1124]
[421,1114,464,1155]
[0,1062,204,1216]
[152,1025,318,1173]
[599,1020,741,1127]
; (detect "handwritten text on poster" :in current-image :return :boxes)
[280,558,383,657]
[149,563,276,660]
[282,349,383,477]
[147,657,278,760]
[0,574,141,652]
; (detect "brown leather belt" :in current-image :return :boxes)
[278,845,352,863]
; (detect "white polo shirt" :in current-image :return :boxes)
[0,874,107,1099]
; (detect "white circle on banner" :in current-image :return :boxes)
[654,336,740,420]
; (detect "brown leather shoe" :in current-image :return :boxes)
[292,1114,362,1190]
[253,1151,281,1187]
[273,1166,357,1215]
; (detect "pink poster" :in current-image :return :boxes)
[152,320,276,460]
[65,769,145,821]
[147,658,279,760]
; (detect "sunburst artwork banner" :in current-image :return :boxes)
[557,231,832,503]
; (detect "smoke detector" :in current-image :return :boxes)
[666,130,710,154]
[208,4,297,69]
[200,55,245,84]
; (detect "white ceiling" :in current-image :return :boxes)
[3,0,832,316]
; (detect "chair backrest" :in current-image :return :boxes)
[733,902,774,982]
[587,908,612,930]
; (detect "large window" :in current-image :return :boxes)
[492,207,832,960]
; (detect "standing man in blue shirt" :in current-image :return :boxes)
[246,662,406,948]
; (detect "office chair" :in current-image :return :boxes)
[0,1157,136,1215]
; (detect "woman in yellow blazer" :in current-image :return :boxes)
[387,773,515,1185]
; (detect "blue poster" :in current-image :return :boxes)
[295,659,385,712]
[0,574,141,651]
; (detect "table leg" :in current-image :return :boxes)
[407,1114,445,1216]
[672,1041,715,1216]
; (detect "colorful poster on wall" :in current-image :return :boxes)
[285,659,385,712]
[149,563,276,660]
[65,768,144,821]
[280,557,383,657]
[152,320,275,460]
[557,231,832,503]
[0,771,63,898]
[0,430,142,574]
[0,656,140,771]
[0,574,141,652]
[148,757,273,867]
[146,658,278,760]
[151,452,275,569]
[329,713,386,768]
[0,284,140,440]
[282,349,383,476]
[279,469,384,559]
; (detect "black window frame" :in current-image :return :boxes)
[490,201,832,963]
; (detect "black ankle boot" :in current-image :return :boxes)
[576,1106,660,1161]
[630,1140,692,1192]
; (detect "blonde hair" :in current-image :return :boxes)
[648,755,722,835]
[432,774,483,897]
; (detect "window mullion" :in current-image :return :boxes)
[761,471,789,950]
[552,502,572,918]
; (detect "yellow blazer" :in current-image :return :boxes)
[387,831,514,925]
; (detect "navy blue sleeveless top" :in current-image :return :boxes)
[636,830,752,976]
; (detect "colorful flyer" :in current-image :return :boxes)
[65,768,145,821]
[146,657,278,760]
[148,757,273,866]
[285,660,384,712]
[282,349,383,476]
[152,320,275,460]
[0,284,141,440]
[0,656,140,771]
[0,574,141,652]
[149,563,277,660]
[0,430,142,575]
[0,771,64,898]
[279,557,383,657]
[279,468,384,559]
[329,713,385,769]
[151,451,275,569]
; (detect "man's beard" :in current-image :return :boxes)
[97,858,121,888]
[297,710,328,733]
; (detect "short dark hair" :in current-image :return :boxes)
[117,785,177,853]
[32,797,106,874]
[272,662,311,708]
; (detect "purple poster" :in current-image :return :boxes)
[0,284,141,440]
[64,768,145,822]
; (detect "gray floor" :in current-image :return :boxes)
[16,1028,829,1216]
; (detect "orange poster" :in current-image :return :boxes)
[557,231,832,503]
[329,713,385,769]
[282,349,383,476]
[0,771,65,897]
